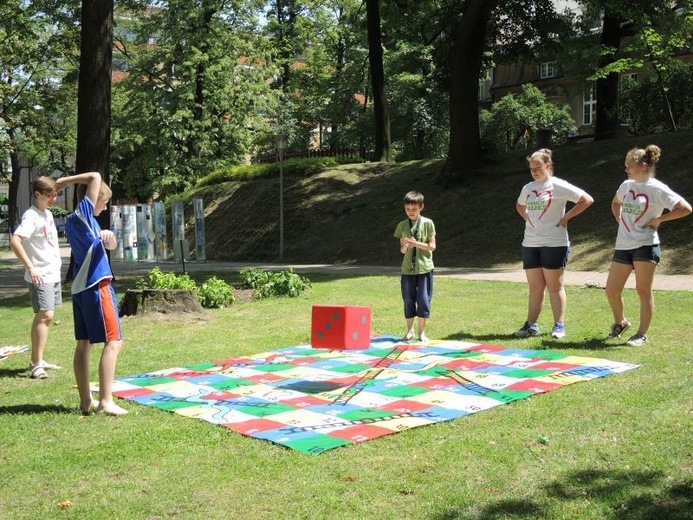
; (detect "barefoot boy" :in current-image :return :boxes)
[60,171,127,416]
[393,191,437,342]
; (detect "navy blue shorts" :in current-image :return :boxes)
[522,246,570,270]
[72,280,121,344]
[401,272,433,319]
[612,245,660,266]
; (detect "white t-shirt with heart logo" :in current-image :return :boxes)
[615,178,682,250]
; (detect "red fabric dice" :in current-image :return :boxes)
[311,305,372,350]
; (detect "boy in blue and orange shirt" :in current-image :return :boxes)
[62,171,127,416]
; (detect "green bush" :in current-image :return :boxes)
[50,206,69,218]
[479,84,576,154]
[136,268,235,309]
[199,276,235,309]
[136,267,198,291]
[619,61,693,135]
[239,268,311,299]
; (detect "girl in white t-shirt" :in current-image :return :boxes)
[605,145,691,347]
[514,149,594,340]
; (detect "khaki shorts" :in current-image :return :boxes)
[28,282,63,313]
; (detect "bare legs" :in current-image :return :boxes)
[404,317,415,340]
[403,317,428,341]
[74,339,127,416]
[524,268,566,325]
[30,309,53,366]
[605,261,656,336]
[418,317,428,342]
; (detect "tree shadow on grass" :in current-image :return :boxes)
[430,470,692,520]
[0,403,74,415]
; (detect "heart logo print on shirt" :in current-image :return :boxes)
[621,190,649,233]
[525,189,553,228]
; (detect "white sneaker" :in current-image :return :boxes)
[626,333,648,347]
[551,323,566,339]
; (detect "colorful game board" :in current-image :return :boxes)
[110,336,639,454]
[0,345,29,361]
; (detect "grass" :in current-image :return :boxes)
[1,272,691,519]
[178,129,693,275]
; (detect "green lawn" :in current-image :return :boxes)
[0,273,691,519]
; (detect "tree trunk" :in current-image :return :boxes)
[595,10,623,139]
[76,0,113,181]
[444,0,494,181]
[365,0,393,163]
[69,0,113,281]
[7,131,22,233]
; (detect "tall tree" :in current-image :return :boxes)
[594,9,625,138]
[0,0,79,230]
[112,0,272,198]
[365,0,392,162]
[443,0,494,178]
[76,0,113,180]
[578,0,693,135]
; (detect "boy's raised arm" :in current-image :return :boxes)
[56,172,101,204]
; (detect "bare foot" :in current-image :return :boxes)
[419,333,429,342]
[96,402,128,416]
[80,398,99,416]
[402,331,414,341]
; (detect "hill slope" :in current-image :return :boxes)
[181,130,693,275]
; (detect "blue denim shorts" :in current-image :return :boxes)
[613,244,661,266]
[522,246,569,270]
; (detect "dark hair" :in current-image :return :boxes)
[404,190,424,206]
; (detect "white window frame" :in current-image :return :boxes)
[540,61,557,79]
[583,83,597,126]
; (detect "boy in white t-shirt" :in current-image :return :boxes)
[10,177,63,379]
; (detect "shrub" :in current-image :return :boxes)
[480,84,576,154]
[199,276,235,309]
[239,268,311,299]
[136,267,198,292]
[619,62,693,135]
[136,268,235,309]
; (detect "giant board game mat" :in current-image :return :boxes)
[110,336,640,454]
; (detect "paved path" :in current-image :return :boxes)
[1,243,691,299]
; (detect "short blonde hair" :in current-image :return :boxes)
[76,180,112,202]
